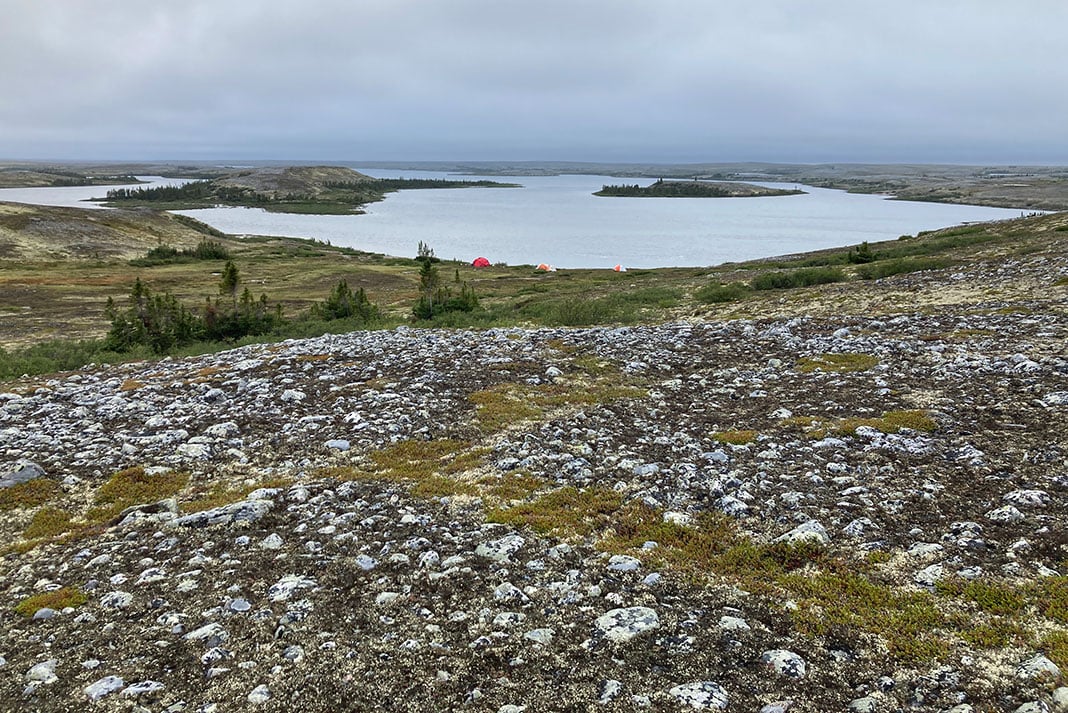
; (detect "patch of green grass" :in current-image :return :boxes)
[14,586,88,617]
[88,467,189,521]
[22,507,73,539]
[487,486,623,537]
[796,352,880,373]
[712,429,758,445]
[0,478,61,510]
[479,472,548,502]
[1037,576,1068,624]
[787,410,936,438]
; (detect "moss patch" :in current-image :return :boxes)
[0,478,61,510]
[796,352,880,373]
[14,586,88,617]
[488,486,623,537]
[22,507,73,539]
[89,466,189,521]
[712,429,758,445]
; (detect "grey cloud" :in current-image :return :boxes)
[1,0,1065,162]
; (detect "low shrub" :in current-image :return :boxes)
[751,267,847,290]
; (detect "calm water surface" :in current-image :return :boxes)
[0,171,1026,268]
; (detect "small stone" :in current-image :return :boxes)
[324,439,350,451]
[1017,654,1061,681]
[607,555,641,572]
[228,598,252,613]
[32,607,57,620]
[25,659,58,684]
[475,535,525,563]
[761,649,806,678]
[85,675,124,701]
[773,520,829,546]
[247,684,272,705]
[986,505,1025,523]
[667,681,729,710]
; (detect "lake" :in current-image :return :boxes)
[0,170,1027,268]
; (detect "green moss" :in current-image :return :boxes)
[23,507,73,539]
[488,486,623,537]
[796,353,880,373]
[469,379,645,434]
[0,478,61,510]
[712,429,758,445]
[89,466,189,521]
[1041,630,1068,672]
[367,439,485,480]
[14,586,87,617]
[1037,576,1068,624]
[936,578,1029,616]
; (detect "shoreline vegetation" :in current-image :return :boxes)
[1,193,1066,381]
[594,178,804,198]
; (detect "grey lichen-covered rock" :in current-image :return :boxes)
[1017,654,1061,681]
[594,606,659,644]
[170,498,273,528]
[475,534,525,563]
[668,681,729,709]
[761,649,807,678]
[84,675,124,701]
[0,460,45,488]
[773,520,829,546]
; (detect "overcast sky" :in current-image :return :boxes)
[1,0,1065,164]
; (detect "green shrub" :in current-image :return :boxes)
[695,282,749,303]
[311,280,379,323]
[856,257,953,280]
[750,267,847,290]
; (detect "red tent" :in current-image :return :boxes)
[472,257,491,267]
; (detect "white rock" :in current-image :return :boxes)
[475,534,525,563]
[85,675,124,700]
[774,520,829,546]
[761,649,806,678]
[1017,654,1061,681]
[594,606,659,644]
[667,681,729,709]
[523,628,554,645]
[248,684,272,704]
[717,615,750,632]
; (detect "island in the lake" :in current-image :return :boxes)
[96,165,518,215]
[594,178,805,198]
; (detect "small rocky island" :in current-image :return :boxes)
[595,178,805,198]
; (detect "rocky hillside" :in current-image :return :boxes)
[0,202,218,261]
[1,228,1067,711]
[212,166,373,198]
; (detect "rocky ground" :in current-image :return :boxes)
[1,245,1067,711]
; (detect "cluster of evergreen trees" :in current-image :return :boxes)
[105,262,380,355]
[412,253,478,320]
[104,261,283,353]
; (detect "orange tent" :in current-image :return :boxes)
[536,263,556,272]
[613,264,627,272]
[472,257,491,267]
